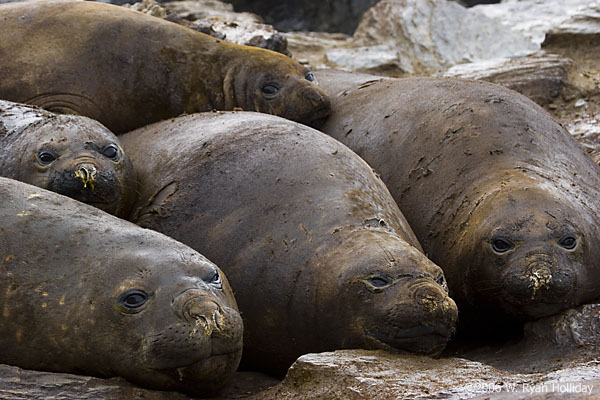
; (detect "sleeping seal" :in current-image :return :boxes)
[120,111,458,375]
[0,177,243,396]
[316,70,600,323]
[0,100,135,218]
[0,1,330,133]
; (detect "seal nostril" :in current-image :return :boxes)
[74,165,97,190]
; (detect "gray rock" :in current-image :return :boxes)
[542,3,600,71]
[330,0,537,76]
[222,0,380,34]
[0,364,193,400]
[248,349,600,400]
[525,303,600,349]
[126,0,291,55]
[472,0,600,45]
[0,364,278,399]
[443,53,581,107]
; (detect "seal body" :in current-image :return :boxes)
[0,100,135,218]
[121,111,458,375]
[0,177,243,396]
[0,1,330,133]
[317,70,600,322]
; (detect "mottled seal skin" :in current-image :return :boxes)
[316,69,600,322]
[0,1,330,134]
[120,111,458,375]
[0,177,243,396]
[0,100,135,218]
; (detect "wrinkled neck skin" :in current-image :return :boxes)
[446,179,600,321]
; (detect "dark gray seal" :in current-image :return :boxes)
[0,177,243,396]
[0,1,330,133]
[0,100,135,218]
[120,111,458,375]
[316,69,600,322]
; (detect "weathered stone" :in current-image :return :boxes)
[125,0,167,18]
[0,364,279,400]
[339,0,537,76]
[0,364,193,400]
[525,304,600,349]
[443,53,590,107]
[248,349,600,400]
[162,0,262,24]
[284,31,352,69]
[473,0,600,46]
[542,3,600,71]
[565,115,600,166]
[222,0,379,34]
[152,0,291,55]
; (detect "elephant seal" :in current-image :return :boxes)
[316,70,600,323]
[0,1,330,134]
[120,111,458,375]
[0,177,243,396]
[0,100,135,218]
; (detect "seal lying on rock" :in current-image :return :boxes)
[316,70,600,322]
[120,111,458,375]
[0,1,330,133]
[0,177,243,396]
[0,100,135,218]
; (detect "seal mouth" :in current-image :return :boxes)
[142,351,241,397]
[366,323,454,357]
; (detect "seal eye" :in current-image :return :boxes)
[305,72,316,82]
[37,151,57,165]
[102,144,120,161]
[365,275,392,289]
[262,84,279,97]
[117,289,149,312]
[209,271,223,289]
[558,234,577,250]
[436,273,448,292]
[491,238,514,254]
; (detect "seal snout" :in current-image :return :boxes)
[74,163,98,190]
[500,250,577,318]
[411,282,458,326]
[182,296,224,337]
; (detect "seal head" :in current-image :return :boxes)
[455,184,597,320]
[0,179,243,396]
[1,110,136,218]
[108,251,243,395]
[319,229,458,356]
[221,46,331,128]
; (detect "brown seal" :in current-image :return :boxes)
[0,177,243,396]
[120,111,458,375]
[0,100,135,218]
[316,69,600,322]
[0,1,330,133]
